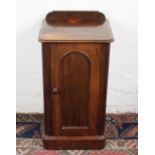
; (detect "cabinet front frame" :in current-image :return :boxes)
[42,43,110,137]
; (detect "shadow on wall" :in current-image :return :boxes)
[107,17,137,113]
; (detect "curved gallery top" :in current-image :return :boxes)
[39,11,114,43]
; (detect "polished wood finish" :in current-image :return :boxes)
[39,11,114,149]
[39,11,114,43]
[43,135,105,150]
[46,11,106,26]
[61,51,90,127]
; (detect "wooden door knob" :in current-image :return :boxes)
[52,87,60,94]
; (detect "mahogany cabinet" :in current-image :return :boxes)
[39,11,114,149]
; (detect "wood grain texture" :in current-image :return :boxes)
[61,51,90,127]
[39,11,114,43]
[41,43,111,149]
[39,20,114,43]
[40,11,113,149]
[51,43,101,136]
[42,43,53,135]
[46,11,106,26]
[43,134,105,150]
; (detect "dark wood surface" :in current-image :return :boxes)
[39,20,114,43]
[51,43,101,137]
[40,11,113,149]
[43,134,105,150]
[46,11,106,26]
[61,51,90,127]
[42,43,110,149]
[39,11,114,43]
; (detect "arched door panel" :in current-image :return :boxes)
[51,44,101,136]
[61,51,90,127]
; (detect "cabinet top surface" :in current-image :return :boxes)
[39,11,114,43]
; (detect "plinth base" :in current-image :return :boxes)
[43,134,106,150]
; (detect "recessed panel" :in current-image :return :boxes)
[60,51,90,127]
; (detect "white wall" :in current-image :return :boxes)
[16,0,137,113]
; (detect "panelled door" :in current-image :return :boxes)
[51,43,102,136]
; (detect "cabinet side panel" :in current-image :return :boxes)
[61,52,90,127]
[97,43,110,135]
[42,43,53,135]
